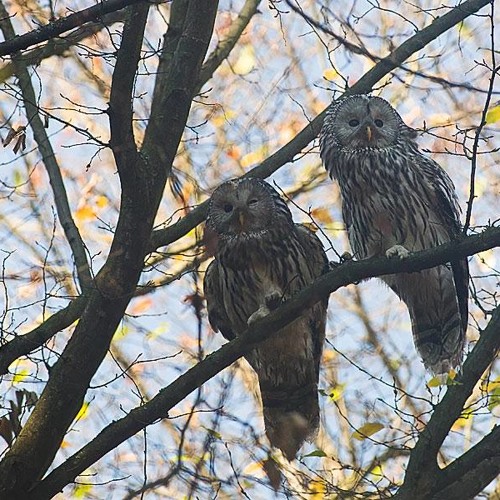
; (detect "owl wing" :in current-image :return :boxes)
[420,156,469,332]
[295,224,329,376]
[204,259,236,341]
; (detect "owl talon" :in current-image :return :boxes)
[248,305,271,325]
[265,290,283,310]
[386,245,410,260]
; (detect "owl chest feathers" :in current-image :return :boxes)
[334,149,448,258]
[217,232,312,333]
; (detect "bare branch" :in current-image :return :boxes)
[0,297,86,375]
[0,10,126,83]
[0,0,141,57]
[0,2,92,291]
[195,0,261,94]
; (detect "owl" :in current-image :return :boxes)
[203,178,329,459]
[319,94,469,374]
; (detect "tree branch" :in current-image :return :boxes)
[0,10,126,83]
[395,303,500,499]
[0,296,86,375]
[432,425,500,499]
[194,0,261,94]
[29,226,500,499]
[0,0,140,57]
[0,2,92,291]
[0,2,219,497]
[148,0,492,253]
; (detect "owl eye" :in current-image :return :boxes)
[248,198,258,207]
[348,119,360,127]
[374,119,384,128]
[223,203,233,213]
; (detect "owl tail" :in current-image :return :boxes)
[387,264,466,374]
[260,383,319,461]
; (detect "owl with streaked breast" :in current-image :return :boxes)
[320,94,468,374]
[203,177,329,459]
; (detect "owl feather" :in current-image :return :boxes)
[203,178,329,459]
[319,94,468,374]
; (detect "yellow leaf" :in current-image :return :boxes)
[427,374,447,387]
[233,45,256,75]
[370,465,383,478]
[327,383,345,402]
[76,402,90,421]
[481,376,500,392]
[12,369,29,384]
[352,422,384,441]
[310,207,334,225]
[486,105,500,124]
[323,68,338,80]
[95,195,108,208]
[309,479,327,499]
[240,145,269,168]
[73,483,93,498]
[75,205,95,222]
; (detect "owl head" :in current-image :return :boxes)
[206,178,292,241]
[321,94,417,151]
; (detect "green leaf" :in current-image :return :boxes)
[202,426,221,440]
[302,449,327,458]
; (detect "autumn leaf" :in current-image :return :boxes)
[352,422,384,441]
[323,68,338,80]
[485,105,500,124]
[310,206,334,225]
[76,401,90,421]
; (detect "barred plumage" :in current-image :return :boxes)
[319,95,468,374]
[203,178,329,459]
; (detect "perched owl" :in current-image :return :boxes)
[203,178,329,459]
[319,94,469,374]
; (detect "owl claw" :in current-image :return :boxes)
[265,290,283,310]
[248,305,271,325]
[386,245,410,260]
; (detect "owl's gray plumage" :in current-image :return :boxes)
[319,94,468,374]
[203,177,329,459]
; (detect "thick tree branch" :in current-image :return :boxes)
[395,303,500,499]
[149,0,492,253]
[0,0,140,57]
[0,2,218,497]
[29,227,500,498]
[432,425,500,499]
[0,2,92,291]
[195,0,261,94]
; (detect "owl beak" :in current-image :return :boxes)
[365,125,373,141]
[238,211,245,227]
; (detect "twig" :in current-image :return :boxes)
[0,2,92,292]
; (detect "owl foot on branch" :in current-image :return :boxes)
[247,290,283,325]
[386,244,410,259]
